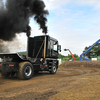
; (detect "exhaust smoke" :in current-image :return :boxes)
[0,0,49,53]
[0,0,49,41]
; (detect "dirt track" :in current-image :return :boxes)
[0,61,100,100]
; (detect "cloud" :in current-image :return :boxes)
[90,26,100,33]
[56,30,100,56]
[44,0,100,10]
[74,0,100,9]
[44,0,71,10]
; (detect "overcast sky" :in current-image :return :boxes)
[7,0,100,56]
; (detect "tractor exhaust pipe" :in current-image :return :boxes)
[26,27,31,59]
[44,35,46,58]
[26,37,29,59]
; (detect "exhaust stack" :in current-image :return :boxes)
[26,37,29,58]
[44,36,46,58]
[26,27,31,59]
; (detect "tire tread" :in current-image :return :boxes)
[17,62,32,80]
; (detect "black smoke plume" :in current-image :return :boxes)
[0,0,49,41]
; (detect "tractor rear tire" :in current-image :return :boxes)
[17,62,34,80]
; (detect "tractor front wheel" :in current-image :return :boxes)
[50,63,57,74]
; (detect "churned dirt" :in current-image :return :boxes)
[0,61,100,100]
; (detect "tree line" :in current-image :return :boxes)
[83,43,100,58]
[58,53,79,61]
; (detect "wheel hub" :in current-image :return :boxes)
[24,66,32,77]
[53,66,56,73]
